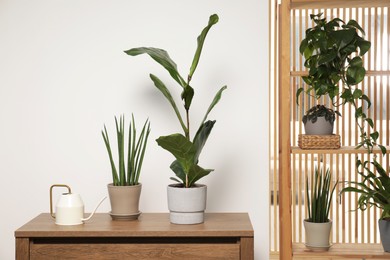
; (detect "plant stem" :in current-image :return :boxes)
[186,109,190,140]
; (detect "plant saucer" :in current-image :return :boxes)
[304,243,332,252]
[109,211,141,221]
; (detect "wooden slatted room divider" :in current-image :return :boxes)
[269,0,390,259]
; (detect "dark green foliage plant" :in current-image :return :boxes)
[298,13,385,154]
[341,160,390,219]
[124,14,226,188]
[102,115,151,186]
[298,13,370,101]
[306,168,338,223]
[302,104,341,124]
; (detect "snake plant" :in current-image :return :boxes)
[306,168,338,223]
[102,115,151,186]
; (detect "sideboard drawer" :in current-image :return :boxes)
[16,213,254,260]
[31,243,240,259]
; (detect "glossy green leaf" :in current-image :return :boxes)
[346,66,366,85]
[299,38,308,55]
[330,29,356,49]
[296,87,304,105]
[347,19,365,35]
[357,39,371,56]
[365,118,374,128]
[156,133,196,174]
[189,14,219,79]
[193,120,216,163]
[181,85,194,110]
[201,85,227,125]
[124,47,186,87]
[370,131,379,141]
[318,52,337,65]
[361,94,371,108]
[187,164,213,187]
[149,74,187,135]
[170,160,186,184]
[350,57,363,67]
[378,145,387,155]
[353,89,363,99]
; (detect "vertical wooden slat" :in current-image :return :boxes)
[291,9,298,243]
[387,7,390,147]
[279,0,292,258]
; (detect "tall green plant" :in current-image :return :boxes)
[306,168,338,223]
[124,14,227,188]
[102,115,151,186]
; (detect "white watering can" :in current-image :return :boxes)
[50,184,106,225]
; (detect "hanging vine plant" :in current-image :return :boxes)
[297,13,385,153]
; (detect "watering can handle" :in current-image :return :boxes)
[49,184,72,218]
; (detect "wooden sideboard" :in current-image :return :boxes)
[15,213,254,260]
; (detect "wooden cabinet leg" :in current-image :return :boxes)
[15,238,29,260]
[241,237,254,260]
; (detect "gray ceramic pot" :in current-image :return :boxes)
[304,117,334,135]
[167,184,207,225]
[379,219,390,252]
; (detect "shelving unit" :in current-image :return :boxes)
[275,0,390,259]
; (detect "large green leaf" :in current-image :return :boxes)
[346,20,365,35]
[349,56,363,67]
[193,120,216,163]
[330,29,355,49]
[201,85,227,125]
[124,47,186,88]
[187,164,213,187]
[149,74,188,135]
[346,66,366,85]
[156,133,196,174]
[188,14,219,79]
[357,39,371,56]
[317,52,337,65]
[170,160,186,184]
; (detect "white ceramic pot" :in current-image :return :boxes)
[167,184,207,224]
[304,219,332,251]
[304,117,334,135]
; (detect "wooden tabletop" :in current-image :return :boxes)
[15,213,254,238]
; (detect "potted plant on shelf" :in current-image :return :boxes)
[304,167,337,251]
[341,160,390,251]
[297,13,371,139]
[124,14,226,224]
[299,13,390,252]
[303,104,340,135]
[102,115,151,220]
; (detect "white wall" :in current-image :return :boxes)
[0,0,269,259]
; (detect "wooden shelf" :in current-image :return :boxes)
[291,0,390,9]
[291,70,390,77]
[291,146,389,155]
[293,243,390,259]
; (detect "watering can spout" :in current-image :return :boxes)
[81,196,107,222]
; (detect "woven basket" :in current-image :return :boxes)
[298,134,340,149]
